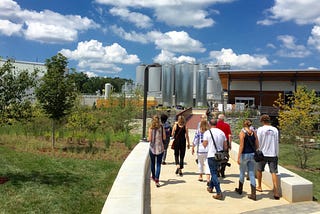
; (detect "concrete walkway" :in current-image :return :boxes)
[147,129,320,214]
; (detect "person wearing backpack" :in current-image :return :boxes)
[161,113,172,165]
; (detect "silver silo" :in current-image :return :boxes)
[136,65,146,87]
[175,63,194,107]
[148,66,161,92]
[207,64,223,103]
[162,63,174,107]
[193,64,199,101]
[104,83,112,99]
[196,64,208,107]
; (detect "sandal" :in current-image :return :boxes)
[256,187,263,192]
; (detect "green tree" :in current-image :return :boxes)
[36,53,78,148]
[0,59,37,125]
[274,86,320,168]
[69,71,89,93]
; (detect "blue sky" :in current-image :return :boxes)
[1,0,320,80]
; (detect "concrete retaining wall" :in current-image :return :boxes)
[101,142,150,214]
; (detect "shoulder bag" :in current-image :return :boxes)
[209,130,229,163]
[245,131,264,162]
[171,125,183,150]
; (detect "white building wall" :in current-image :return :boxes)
[262,81,294,91]
[297,81,320,91]
[0,59,46,75]
[230,81,260,90]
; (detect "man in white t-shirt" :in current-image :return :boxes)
[256,114,280,200]
[203,118,228,200]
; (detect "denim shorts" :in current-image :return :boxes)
[256,156,278,173]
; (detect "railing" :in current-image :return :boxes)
[175,107,193,121]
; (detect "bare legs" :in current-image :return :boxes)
[256,170,280,199]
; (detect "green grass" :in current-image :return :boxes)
[279,143,320,201]
[0,146,121,214]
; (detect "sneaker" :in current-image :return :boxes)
[150,176,155,182]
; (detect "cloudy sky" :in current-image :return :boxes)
[1,0,320,80]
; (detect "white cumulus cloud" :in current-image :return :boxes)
[109,7,152,28]
[209,48,269,69]
[153,50,196,64]
[0,19,21,36]
[60,39,140,74]
[155,31,206,53]
[0,0,98,43]
[96,0,234,29]
[258,0,320,25]
[277,35,311,58]
[308,25,320,52]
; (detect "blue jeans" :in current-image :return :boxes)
[239,153,256,186]
[149,150,163,181]
[207,157,222,193]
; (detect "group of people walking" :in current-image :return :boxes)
[147,112,280,201]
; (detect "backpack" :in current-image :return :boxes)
[163,121,172,140]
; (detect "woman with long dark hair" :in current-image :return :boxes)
[171,115,190,176]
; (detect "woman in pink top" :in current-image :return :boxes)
[148,115,166,187]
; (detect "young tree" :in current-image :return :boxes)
[274,86,320,168]
[36,53,77,148]
[0,59,37,125]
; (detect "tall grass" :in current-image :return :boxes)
[0,146,121,214]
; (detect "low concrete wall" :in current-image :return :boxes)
[230,142,313,203]
[102,140,313,213]
[101,142,150,214]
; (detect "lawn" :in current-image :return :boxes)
[0,143,125,214]
[279,143,320,201]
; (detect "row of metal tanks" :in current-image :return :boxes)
[136,63,227,108]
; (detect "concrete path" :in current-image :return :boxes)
[147,129,320,214]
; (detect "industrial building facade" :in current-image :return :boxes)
[136,64,320,112]
[219,70,320,109]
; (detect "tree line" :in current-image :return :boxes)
[70,71,133,95]
[0,53,137,148]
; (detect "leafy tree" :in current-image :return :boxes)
[0,59,37,125]
[69,71,89,93]
[35,53,78,148]
[274,86,320,168]
[69,72,133,95]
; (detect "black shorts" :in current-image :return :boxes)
[256,156,278,173]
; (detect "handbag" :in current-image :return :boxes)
[254,150,264,162]
[245,130,264,162]
[171,125,183,150]
[170,138,175,150]
[209,130,229,163]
